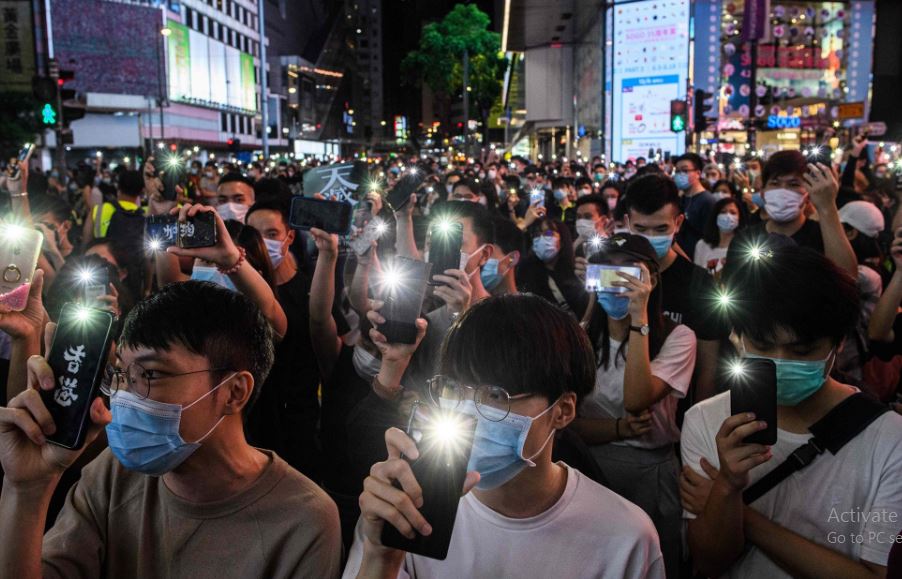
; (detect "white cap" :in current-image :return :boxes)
[839,201,884,238]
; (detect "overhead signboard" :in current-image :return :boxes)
[610,0,690,161]
[838,102,865,120]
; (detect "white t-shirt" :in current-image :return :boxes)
[681,391,902,578]
[693,240,728,274]
[342,463,664,579]
[580,324,697,448]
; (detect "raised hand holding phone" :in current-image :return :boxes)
[164,204,233,267]
[0,318,111,486]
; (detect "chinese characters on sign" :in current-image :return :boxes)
[54,345,86,407]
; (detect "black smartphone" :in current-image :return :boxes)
[426,220,463,286]
[381,406,477,560]
[81,267,110,304]
[289,196,353,235]
[40,304,116,450]
[386,171,426,211]
[153,154,183,201]
[806,145,832,166]
[145,215,179,250]
[729,357,778,445]
[178,211,217,249]
[381,257,432,344]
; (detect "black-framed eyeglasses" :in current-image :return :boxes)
[426,375,536,422]
[100,362,233,400]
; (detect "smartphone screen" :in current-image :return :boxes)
[585,265,642,293]
[381,407,477,560]
[0,223,43,311]
[728,357,778,445]
[289,196,353,235]
[381,257,432,344]
[153,155,183,201]
[40,304,115,449]
[145,215,179,250]
[427,221,463,286]
[17,143,34,163]
[178,212,217,249]
[529,190,545,208]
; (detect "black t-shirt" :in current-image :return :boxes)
[739,219,825,254]
[659,255,729,341]
[320,345,374,496]
[245,271,322,480]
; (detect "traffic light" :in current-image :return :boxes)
[58,69,86,123]
[670,100,687,133]
[694,89,714,133]
[33,75,59,126]
[227,138,241,152]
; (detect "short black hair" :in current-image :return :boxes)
[246,197,290,227]
[676,152,704,172]
[217,172,255,190]
[452,178,477,195]
[762,150,807,186]
[253,177,291,203]
[551,176,572,190]
[440,294,595,403]
[492,216,526,256]
[117,170,144,197]
[435,201,495,246]
[574,176,593,189]
[120,281,275,411]
[575,193,609,217]
[30,194,73,223]
[722,235,859,347]
[623,173,681,216]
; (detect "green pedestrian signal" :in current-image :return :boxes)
[670,99,688,133]
[41,103,57,125]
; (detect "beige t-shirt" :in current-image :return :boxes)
[42,449,342,579]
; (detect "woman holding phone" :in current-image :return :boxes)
[571,233,697,579]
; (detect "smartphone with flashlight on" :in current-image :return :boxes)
[529,190,545,209]
[145,215,179,251]
[381,405,477,560]
[7,143,34,180]
[426,220,463,286]
[585,264,642,293]
[152,152,183,201]
[40,304,116,450]
[289,196,353,235]
[0,223,44,311]
[81,267,110,304]
[380,256,432,344]
[386,171,426,211]
[729,357,778,445]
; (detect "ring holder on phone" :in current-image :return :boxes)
[3,264,21,283]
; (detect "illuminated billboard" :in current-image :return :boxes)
[610,0,690,161]
[166,20,257,112]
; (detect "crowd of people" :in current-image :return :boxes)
[0,137,900,578]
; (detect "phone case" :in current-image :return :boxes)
[178,212,217,249]
[585,265,642,293]
[427,223,463,286]
[0,225,43,311]
[729,358,778,445]
[382,258,432,344]
[381,411,477,560]
[40,305,115,449]
[289,196,353,235]
[145,215,179,250]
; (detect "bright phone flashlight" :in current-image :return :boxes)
[373,218,388,236]
[74,305,93,322]
[434,217,455,235]
[716,289,732,309]
[147,238,162,252]
[1,223,26,241]
[77,268,96,284]
[728,359,746,378]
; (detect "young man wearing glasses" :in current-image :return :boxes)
[344,294,663,578]
[0,282,342,579]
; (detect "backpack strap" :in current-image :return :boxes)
[743,393,889,505]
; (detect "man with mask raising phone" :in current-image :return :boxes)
[0,282,341,578]
[732,150,857,277]
[344,294,663,578]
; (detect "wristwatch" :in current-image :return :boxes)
[630,324,650,336]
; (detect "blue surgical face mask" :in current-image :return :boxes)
[264,237,286,269]
[454,398,558,490]
[596,292,630,320]
[674,173,691,190]
[480,258,502,290]
[632,231,673,258]
[105,375,234,476]
[532,236,560,262]
[742,341,834,406]
[191,265,237,292]
[553,189,568,202]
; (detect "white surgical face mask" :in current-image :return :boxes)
[352,345,381,380]
[716,212,740,232]
[764,188,804,223]
[217,202,249,223]
[575,218,598,239]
